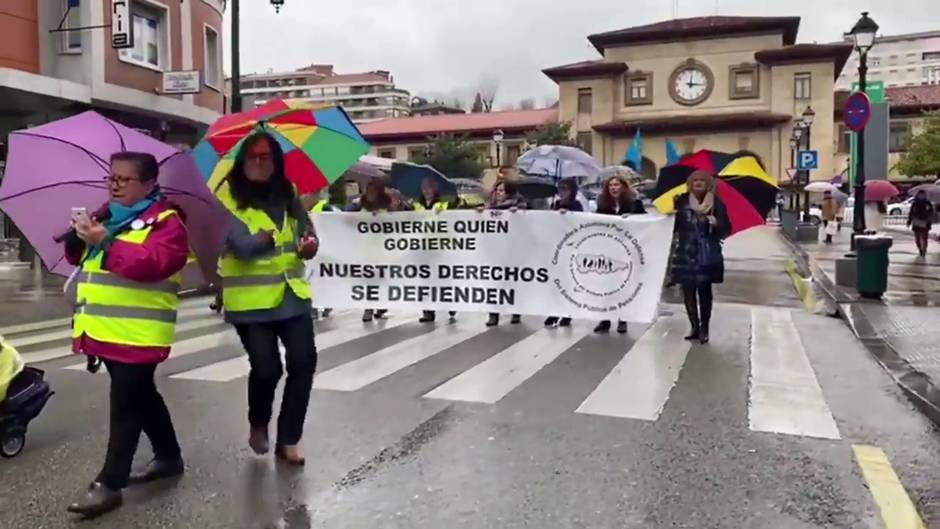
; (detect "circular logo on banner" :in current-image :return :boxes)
[551,221,645,314]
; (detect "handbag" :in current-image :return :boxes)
[912,218,930,230]
[825,221,838,236]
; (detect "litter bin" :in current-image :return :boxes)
[856,235,893,298]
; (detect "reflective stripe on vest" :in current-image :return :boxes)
[71,209,182,348]
[217,187,311,313]
[311,200,328,213]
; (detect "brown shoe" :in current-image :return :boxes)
[248,426,269,455]
[274,444,305,466]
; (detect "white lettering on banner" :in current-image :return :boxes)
[306,211,674,322]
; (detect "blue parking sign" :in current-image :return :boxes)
[797,150,818,171]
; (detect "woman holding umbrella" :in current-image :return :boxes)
[671,171,730,344]
[908,189,935,257]
[217,132,319,465]
[415,176,456,324]
[64,152,188,516]
[593,175,645,334]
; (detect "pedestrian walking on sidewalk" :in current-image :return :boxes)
[593,175,646,334]
[671,171,730,344]
[908,189,934,258]
[64,152,188,517]
[217,132,319,466]
[820,191,838,244]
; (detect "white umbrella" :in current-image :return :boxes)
[593,165,642,185]
[804,182,841,194]
[516,145,601,180]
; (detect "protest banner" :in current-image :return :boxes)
[306,210,673,322]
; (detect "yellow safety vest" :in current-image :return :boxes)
[72,209,183,348]
[217,189,311,313]
[310,200,340,213]
[0,336,24,402]
[413,201,449,212]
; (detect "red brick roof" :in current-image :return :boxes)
[588,16,801,52]
[360,108,559,142]
[593,111,792,135]
[754,43,853,79]
[834,85,940,118]
[887,85,940,114]
[542,60,629,82]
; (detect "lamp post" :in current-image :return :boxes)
[789,135,799,210]
[801,106,815,221]
[847,11,879,250]
[230,0,285,113]
[493,129,504,168]
[792,121,805,214]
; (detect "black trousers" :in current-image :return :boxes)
[97,361,181,490]
[681,283,714,329]
[234,315,317,446]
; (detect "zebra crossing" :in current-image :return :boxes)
[4,299,842,440]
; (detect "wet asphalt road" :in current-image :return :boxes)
[2,227,938,529]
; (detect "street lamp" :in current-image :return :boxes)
[230,0,286,113]
[847,11,879,248]
[800,106,815,220]
[493,129,504,168]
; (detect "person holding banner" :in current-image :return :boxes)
[480,180,526,327]
[217,132,319,465]
[545,178,583,328]
[592,176,646,334]
[671,170,730,344]
[348,178,391,322]
[308,181,347,320]
[414,176,457,324]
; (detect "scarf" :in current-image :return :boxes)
[85,189,162,261]
[688,191,714,215]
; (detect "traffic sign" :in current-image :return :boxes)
[851,80,885,103]
[797,150,818,171]
[844,91,872,132]
[784,168,798,182]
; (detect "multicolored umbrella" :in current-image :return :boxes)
[651,155,778,236]
[0,111,227,281]
[673,149,737,174]
[189,99,369,196]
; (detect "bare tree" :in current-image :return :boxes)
[518,98,536,110]
[476,76,499,112]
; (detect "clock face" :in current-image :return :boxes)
[672,67,711,105]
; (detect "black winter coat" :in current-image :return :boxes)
[670,194,731,286]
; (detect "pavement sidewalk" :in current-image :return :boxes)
[785,224,940,426]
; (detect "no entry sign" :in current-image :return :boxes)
[844,91,872,133]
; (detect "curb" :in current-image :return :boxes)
[778,228,940,429]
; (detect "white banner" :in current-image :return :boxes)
[306,211,673,323]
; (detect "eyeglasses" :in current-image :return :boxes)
[103,174,142,186]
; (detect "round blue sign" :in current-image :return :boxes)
[844,91,872,133]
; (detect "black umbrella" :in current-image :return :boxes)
[516,176,558,200]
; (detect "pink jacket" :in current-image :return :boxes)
[66,200,189,364]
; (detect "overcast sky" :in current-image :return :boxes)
[225,0,940,109]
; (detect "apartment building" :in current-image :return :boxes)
[836,30,940,90]
[0,0,225,259]
[239,64,411,124]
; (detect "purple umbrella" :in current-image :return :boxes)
[0,111,227,283]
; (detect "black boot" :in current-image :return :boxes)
[544,316,559,327]
[558,317,572,327]
[374,309,388,319]
[486,313,499,327]
[685,312,701,341]
[448,311,457,322]
[361,309,373,322]
[699,322,710,344]
[419,311,435,323]
[616,321,628,334]
[128,458,184,485]
[67,482,123,517]
[510,314,521,324]
[593,321,611,334]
